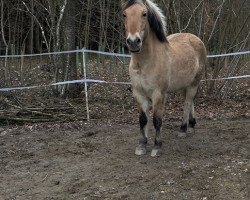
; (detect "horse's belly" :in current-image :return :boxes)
[167,57,201,91]
[167,77,195,91]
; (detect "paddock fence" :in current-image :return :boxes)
[0,49,249,122]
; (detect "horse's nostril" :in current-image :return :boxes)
[127,37,141,47]
[136,38,141,44]
[127,38,132,45]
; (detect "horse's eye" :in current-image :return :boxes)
[123,13,126,18]
[142,12,147,17]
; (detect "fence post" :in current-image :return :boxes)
[82,48,90,121]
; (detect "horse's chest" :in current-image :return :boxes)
[131,73,155,97]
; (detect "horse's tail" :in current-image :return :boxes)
[202,47,209,91]
[191,35,208,83]
[195,40,208,90]
[204,52,209,81]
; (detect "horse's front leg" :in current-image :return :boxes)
[151,91,165,157]
[134,92,151,156]
[133,91,151,155]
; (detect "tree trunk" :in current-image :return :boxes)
[63,0,81,97]
[28,0,34,54]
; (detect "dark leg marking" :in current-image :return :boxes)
[180,123,188,133]
[153,115,162,132]
[139,111,147,129]
[135,111,148,156]
[153,115,162,146]
[154,139,162,147]
[151,115,163,157]
[139,138,148,145]
[189,117,196,128]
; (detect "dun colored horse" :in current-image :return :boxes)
[122,0,207,157]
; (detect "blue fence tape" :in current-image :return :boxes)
[0,75,249,92]
[0,48,249,92]
[0,79,106,92]
[207,51,250,58]
[201,74,250,81]
[83,49,132,58]
[0,50,83,58]
[0,49,249,58]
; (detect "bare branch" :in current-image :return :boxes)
[22,1,49,51]
[181,0,204,32]
[207,0,226,44]
[1,0,7,47]
[56,0,68,50]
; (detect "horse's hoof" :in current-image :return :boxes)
[178,132,187,138]
[135,147,147,156]
[151,148,161,157]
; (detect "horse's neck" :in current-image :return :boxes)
[131,30,167,67]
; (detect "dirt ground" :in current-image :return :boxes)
[0,56,249,200]
[0,116,249,200]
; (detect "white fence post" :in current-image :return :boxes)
[82,48,90,121]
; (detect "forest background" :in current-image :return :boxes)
[0,0,249,96]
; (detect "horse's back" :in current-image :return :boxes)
[166,33,207,89]
[167,33,207,63]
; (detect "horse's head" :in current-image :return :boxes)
[122,0,167,53]
[122,0,148,53]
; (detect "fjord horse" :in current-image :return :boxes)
[122,0,207,157]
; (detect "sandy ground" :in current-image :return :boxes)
[0,117,249,200]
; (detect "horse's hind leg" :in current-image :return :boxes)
[178,85,198,138]
[189,101,196,128]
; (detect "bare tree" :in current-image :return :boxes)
[0,0,249,97]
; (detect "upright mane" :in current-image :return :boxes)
[122,0,167,42]
[146,0,167,42]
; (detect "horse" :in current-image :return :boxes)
[122,0,207,157]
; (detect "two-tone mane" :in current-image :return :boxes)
[122,0,167,42]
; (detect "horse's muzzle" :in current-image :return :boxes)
[126,37,142,53]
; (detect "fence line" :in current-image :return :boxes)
[0,74,249,92]
[201,74,250,81]
[207,51,250,58]
[0,49,249,58]
[0,50,83,58]
[1,48,249,121]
